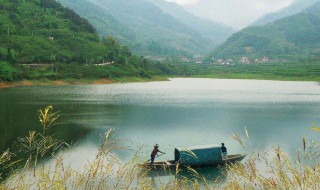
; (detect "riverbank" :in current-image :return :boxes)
[191,74,320,82]
[0,76,169,89]
[174,61,320,82]
[2,61,320,89]
[1,75,319,89]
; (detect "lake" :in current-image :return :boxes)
[1,78,320,183]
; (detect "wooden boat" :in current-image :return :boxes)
[139,154,246,170]
[139,145,246,170]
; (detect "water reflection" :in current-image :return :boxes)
[139,165,228,188]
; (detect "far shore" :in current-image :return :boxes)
[0,77,169,89]
[1,75,319,89]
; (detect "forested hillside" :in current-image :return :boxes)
[58,0,231,57]
[206,2,320,62]
[0,0,170,81]
[0,0,117,64]
[57,0,136,46]
[252,0,320,26]
[147,0,234,45]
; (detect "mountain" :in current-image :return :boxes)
[182,0,293,30]
[58,0,136,45]
[58,0,233,57]
[147,0,234,45]
[207,2,320,62]
[252,0,320,26]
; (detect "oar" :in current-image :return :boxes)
[147,153,166,162]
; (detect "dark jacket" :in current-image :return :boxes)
[221,146,227,153]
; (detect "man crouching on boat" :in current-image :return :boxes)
[150,144,165,164]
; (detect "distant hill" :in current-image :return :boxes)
[147,0,234,45]
[252,0,320,26]
[58,0,233,57]
[206,2,320,62]
[182,0,285,29]
[58,0,136,45]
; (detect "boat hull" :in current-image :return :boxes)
[139,154,246,170]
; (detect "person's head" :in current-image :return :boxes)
[221,143,225,146]
[154,144,159,148]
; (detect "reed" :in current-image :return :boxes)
[1,107,319,189]
[223,128,320,190]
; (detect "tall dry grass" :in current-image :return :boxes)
[224,127,320,190]
[1,106,319,189]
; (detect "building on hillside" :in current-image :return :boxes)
[216,59,224,64]
[144,56,166,62]
[254,56,269,64]
[193,55,204,64]
[240,57,250,64]
[262,56,269,63]
[95,61,113,66]
[181,57,191,63]
[215,58,233,65]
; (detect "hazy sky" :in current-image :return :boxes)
[166,0,294,28]
[166,0,200,5]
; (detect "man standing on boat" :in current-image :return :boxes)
[221,143,228,160]
[150,144,165,164]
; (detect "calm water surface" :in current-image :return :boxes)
[1,78,320,183]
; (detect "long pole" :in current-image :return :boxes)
[147,153,166,162]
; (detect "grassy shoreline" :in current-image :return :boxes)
[190,74,320,82]
[0,76,169,89]
[1,71,320,89]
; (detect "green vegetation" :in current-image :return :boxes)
[57,0,136,46]
[2,60,320,84]
[1,107,319,189]
[58,0,232,57]
[158,62,320,81]
[0,0,179,82]
[253,0,320,26]
[145,0,234,45]
[207,2,320,62]
[0,62,20,81]
[0,0,100,64]
[1,0,320,85]
[199,62,320,81]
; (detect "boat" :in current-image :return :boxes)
[139,144,247,170]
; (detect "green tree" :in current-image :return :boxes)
[121,46,132,57]
[0,62,19,81]
[103,36,117,47]
[0,48,8,61]
[7,48,16,65]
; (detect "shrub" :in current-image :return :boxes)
[0,62,20,81]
